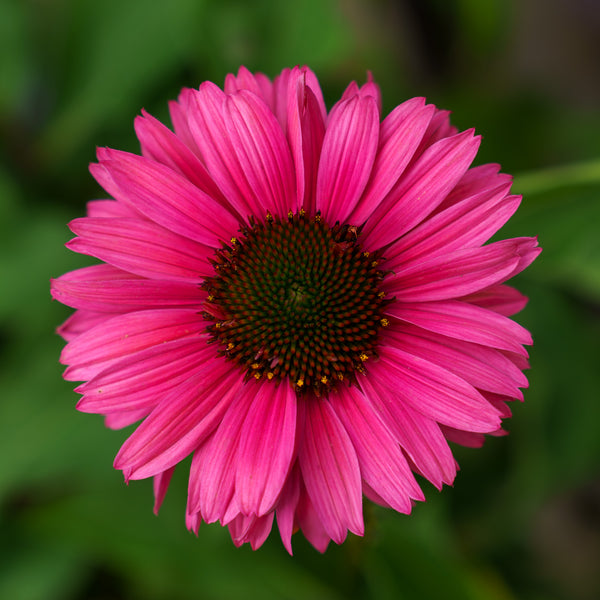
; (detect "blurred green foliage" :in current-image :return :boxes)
[1,0,599,599]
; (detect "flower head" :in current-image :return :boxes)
[51,66,540,553]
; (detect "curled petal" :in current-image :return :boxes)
[153,466,175,515]
[287,73,326,214]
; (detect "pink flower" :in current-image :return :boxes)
[51,66,540,553]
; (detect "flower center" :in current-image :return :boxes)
[202,211,391,395]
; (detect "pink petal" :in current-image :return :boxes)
[86,199,139,219]
[185,509,201,536]
[114,361,244,480]
[76,337,214,414]
[67,217,213,282]
[153,466,175,514]
[385,188,519,270]
[384,239,533,302]
[413,107,458,156]
[349,98,435,224]
[61,308,205,382]
[298,67,327,123]
[275,463,301,555]
[273,66,327,131]
[134,109,229,207]
[511,237,542,275]
[483,392,515,417]
[89,159,124,205]
[441,426,486,448]
[104,408,148,430]
[500,349,531,372]
[359,376,456,489]
[223,90,297,214]
[51,265,205,313]
[340,73,381,113]
[236,383,297,516]
[461,284,529,317]
[95,149,239,246]
[271,68,292,128]
[168,93,203,158]
[187,83,295,219]
[375,346,502,433]
[316,95,379,224]
[340,80,359,101]
[56,310,114,342]
[286,73,326,214]
[185,441,210,526]
[384,323,528,399]
[192,384,255,524]
[224,66,273,105]
[295,481,331,553]
[362,481,392,508]
[298,398,364,544]
[385,299,532,355]
[228,512,274,550]
[362,130,480,250]
[329,387,424,513]
[437,163,508,211]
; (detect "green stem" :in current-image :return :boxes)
[514,158,600,196]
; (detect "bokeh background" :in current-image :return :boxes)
[1,0,599,598]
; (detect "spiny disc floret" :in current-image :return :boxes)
[203,211,390,395]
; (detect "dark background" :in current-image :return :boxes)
[1,1,599,598]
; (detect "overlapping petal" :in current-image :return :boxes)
[375,346,502,433]
[114,361,245,480]
[75,337,214,414]
[298,398,364,544]
[236,383,297,516]
[286,73,326,213]
[135,109,229,206]
[316,94,379,223]
[349,97,435,224]
[66,217,214,282]
[329,387,424,513]
[51,265,206,313]
[362,129,481,250]
[186,83,296,218]
[386,299,532,355]
[384,238,539,302]
[91,149,240,245]
[61,308,206,382]
[359,376,457,489]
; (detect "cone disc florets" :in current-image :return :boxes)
[203,211,391,395]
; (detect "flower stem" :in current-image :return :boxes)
[514,158,600,196]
